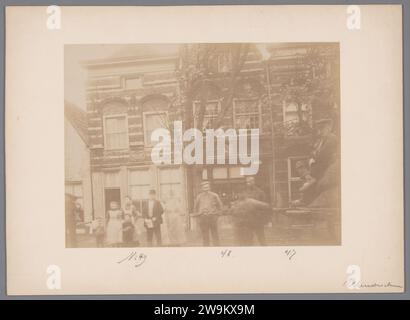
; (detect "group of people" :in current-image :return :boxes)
[64,175,272,248]
[65,119,339,248]
[93,190,186,248]
[90,176,271,248]
[193,177,271,246]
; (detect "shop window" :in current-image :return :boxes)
[211,166,246,205]
[158,168,183,203]
[128,169,152,213]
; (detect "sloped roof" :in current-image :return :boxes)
[64,100,89,147]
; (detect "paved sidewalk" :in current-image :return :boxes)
[73,224,338,248]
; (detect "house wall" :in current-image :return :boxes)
[64,119,93,222]
[82,44,340,220]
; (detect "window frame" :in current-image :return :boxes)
[287,156,310,203]
[232,98,262,132]
[142,111,168,147]
[192,99,222,130]
[282,101,312,124]
[127,168,152,213]
[102,113,129,150]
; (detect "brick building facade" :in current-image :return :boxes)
[76,43,340,228]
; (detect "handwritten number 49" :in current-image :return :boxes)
[284,249,296,260]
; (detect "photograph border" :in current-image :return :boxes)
[0,0,408,300]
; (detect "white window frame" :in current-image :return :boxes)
[142,111,168,146]
[232,98,262,132]
[103,114,129,150]
[193,100,222,130]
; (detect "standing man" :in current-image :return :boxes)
[243,176,265,202]
[241,176,268,245]
[194,181,223,246]
[142,190,164,246]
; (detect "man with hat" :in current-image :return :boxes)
[141,189,164,246]
[193,180,223,246]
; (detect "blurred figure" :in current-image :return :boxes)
[65,193,77,247]
[231,192,270,246]
[243,176,265,202]
[92,217,105,248]
[310,119,338,180]
[105,201,123,247]
[122,214,135,247]
[142,190,164,246]
[194,181,223,246]
[241,176,269,245]
[292,160,317,207]
[123,196,140,246]
[73,200,84,223]
[164,190,186,246]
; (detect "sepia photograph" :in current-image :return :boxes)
[5,4,405,297]
[65,43,341,248]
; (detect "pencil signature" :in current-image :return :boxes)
[117,251,147,268]
[343,281,403,289]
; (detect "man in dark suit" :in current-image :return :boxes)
[141,189,164,246]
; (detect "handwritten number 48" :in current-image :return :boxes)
[221,249,232,258]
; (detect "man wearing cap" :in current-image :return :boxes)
[194,181,223,246]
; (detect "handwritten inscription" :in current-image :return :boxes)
[284,249,296,260]
[117,251,147,268]
[342,281,403,289]
[220,249,232,258]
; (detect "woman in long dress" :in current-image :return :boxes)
[105,201,123,247]
[164,190,186,246]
